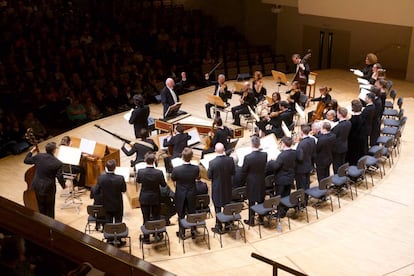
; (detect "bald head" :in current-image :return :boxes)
[215,142,225,154]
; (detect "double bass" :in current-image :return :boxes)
[23,128,39,211]
[311,87,332,122]
[292,50,312,91]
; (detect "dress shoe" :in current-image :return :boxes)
[191,230,197,239]
[211,227,223,234]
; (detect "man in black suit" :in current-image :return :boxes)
[231,82,256,126]
[121,129,158,167]
[205,74,232,119]
[171,147,200,238]
[208,143,235,232]
[360,92,376,154]
[371,89,383,147]
[24,142,65,218]
[258,101,294,138]
[292,53,310,93]
[331,107,352,173]
[160,78,179,118]
[242,136,267,225]
[267,137,297,216]
[137,152,167,243]
[202,118,232,158]
[315,122,336,182]
[295,125,316,192]
[95,159,127,223]
[129,94,150,139]
[163,123,191,159]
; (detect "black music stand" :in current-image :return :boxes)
[164,102,186,119]
[207,94,230,121]
[271,70,288,93]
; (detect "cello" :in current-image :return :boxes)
[23,128,39,211]
[310,87,332,122]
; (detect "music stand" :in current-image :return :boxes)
[164,102,184,118]
[207,94,229,121]
[58,145,83,212]
[271,70,288,93]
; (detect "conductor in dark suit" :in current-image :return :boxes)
[315,122,336,182]
[171,147,200,238]
[331,107,352,173]
[208,143,235,232]
[205,74,232,119]
[137,152,167,243]
[242,136,267,225]
[95,159,127,223]
[129,94,150,139]
[24,142,65,218]
[295,125,316,192]
[160,78,179,118]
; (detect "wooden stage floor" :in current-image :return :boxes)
[1,69,414,275]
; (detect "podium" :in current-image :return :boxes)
[70,137,121,187]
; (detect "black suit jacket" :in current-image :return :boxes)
[315,132,336,167]
[137,166,166,205]
[129,105,150,138]
[24,152,65,195]
[360,103,376,136]
[267,149,297,186]
[208,155,235,207]
[96,172,126,213]
[121,139,158,165]
[171,163,200,216]
[234,90,256,108]
[160,86,179,118]
[163,132,191,158]
[211,126,232,150]
[296,136,316,174]
[242,150,267,202]
[331,120,352,154]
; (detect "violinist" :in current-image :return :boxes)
[258,101,294,139]
[255,92,281,136]
[252,71,267,104]
[231,82,255,126]
[292,53,310,93]
[205,74,232,119]
[286,81,302,112]
[309,86,332,122]
[163,123,191,173]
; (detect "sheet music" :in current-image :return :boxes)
[158,135,169,150]
[57,145,82,166]
[123,109,133,121]
[353,69,363,77]
[114,167,131,182]
[357,77,369,85]
[359,88,371,101]
[281,121,292,138]
[260,134,281,161]
[79,138,96,155]
[186,127,201,146]
[199,152,218,170]
[295,103,306,119]
[359,84,372,90]
[171,157,199,168]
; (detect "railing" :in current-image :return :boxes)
[0,196,174,276]
[251,252,307,276]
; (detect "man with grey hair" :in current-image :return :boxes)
[160,77,179,118]
[205,74,231,119]
[208,143,235,233]
[242,136,267,225]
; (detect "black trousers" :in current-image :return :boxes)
[333,152,347,174]
[36,192,56,219]
[141,203,161,239]
[316,165,330,183]
[295,173,310,191]
[248,199,263,223]
[106,211,123,224]
[231,105,249,126]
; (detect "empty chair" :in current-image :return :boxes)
[179,212,210,253]
[195,194,213,218]
[331,163,353,208]
[231,186,248,208]
[305,176,334,219]
[383,110,404,127]
[85,205,106,233]
[372,137,394,168]
[103,223,131,255]
[348,156,368,195]
[280,189,309,230]
[365,146,385,184]
[250,196,281,238]
[139,219,170,260]
[214,202,246,248]
[382,97,403,118]
[307,72,318,99]
[384,89,397,109]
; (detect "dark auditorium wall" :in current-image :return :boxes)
[178,1,411,77]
